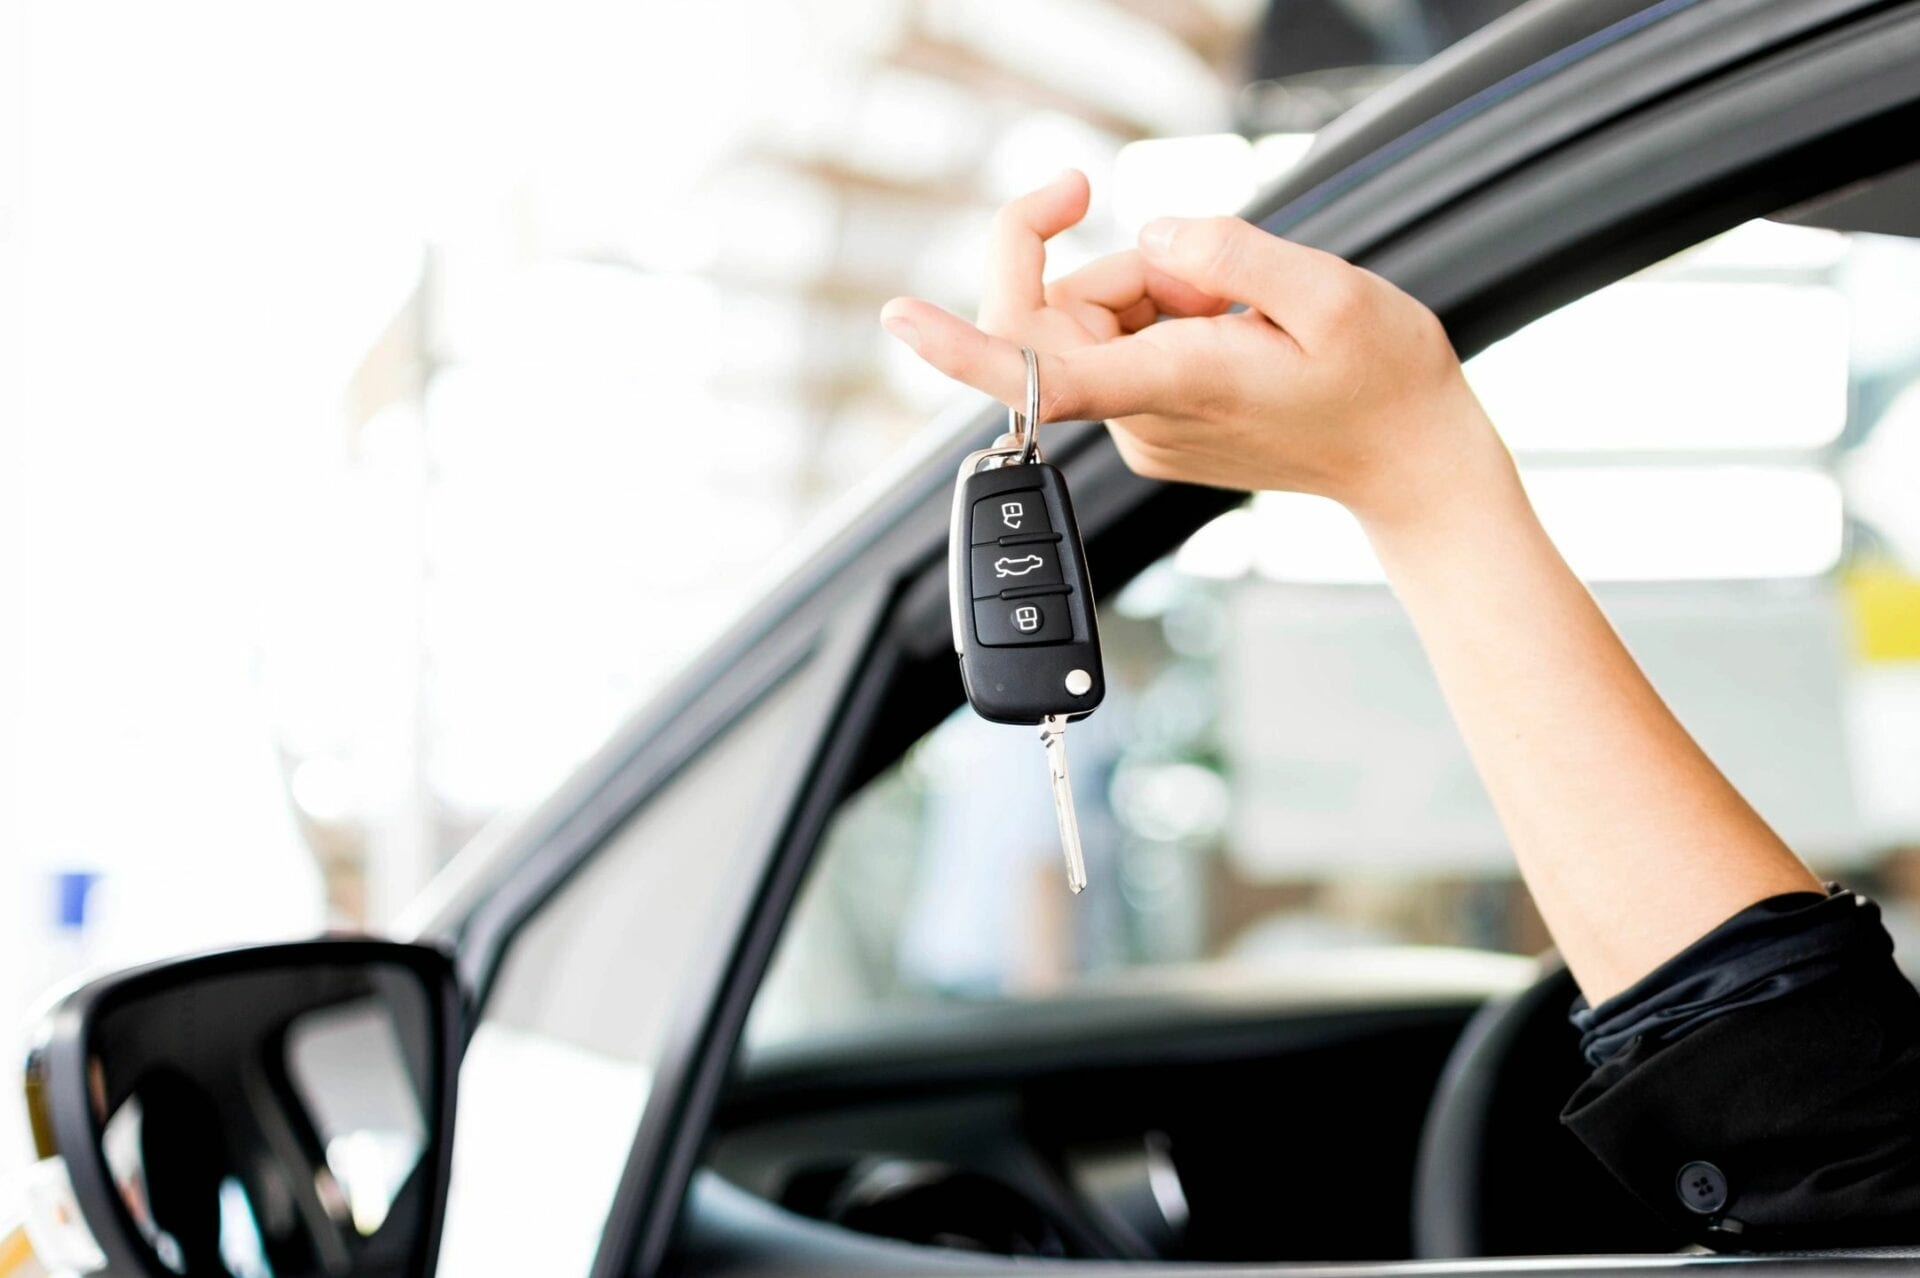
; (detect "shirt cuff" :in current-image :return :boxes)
[1561,886,1920,1247]
[1571,885,1859,1066]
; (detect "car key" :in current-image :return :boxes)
[948,346,1106,891]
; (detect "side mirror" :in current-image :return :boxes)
[21,940,462,1278]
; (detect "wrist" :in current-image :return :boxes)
[1350,395,1523,547]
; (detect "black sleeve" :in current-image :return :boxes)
[1561,887,1920,1249]
[1571,888,1844,1066]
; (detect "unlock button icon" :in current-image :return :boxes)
[970,490,1052,544]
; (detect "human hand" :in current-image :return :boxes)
[880,171,1512,531]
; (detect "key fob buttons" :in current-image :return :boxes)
[973,596,1072,646]
[971,491,1052,544]
[968,541,1064,597]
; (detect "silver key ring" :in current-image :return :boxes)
[1008,345,1041,466]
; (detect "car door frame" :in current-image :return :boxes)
[431,0,1920,1275]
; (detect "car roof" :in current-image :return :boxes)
[1252,0,1697,227]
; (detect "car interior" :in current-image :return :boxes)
[694,154,1920,1265]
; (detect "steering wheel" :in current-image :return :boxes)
[1412,961,1681,1258]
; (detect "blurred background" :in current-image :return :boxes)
[6,0,1920,1198]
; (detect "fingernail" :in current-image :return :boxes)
[1140,218,1178,256]
[882,314,922,350]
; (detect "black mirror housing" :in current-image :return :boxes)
[22,940,463,1278]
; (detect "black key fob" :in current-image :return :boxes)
[949,451,1105,725]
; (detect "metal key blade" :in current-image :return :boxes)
[1039,714,1088,894]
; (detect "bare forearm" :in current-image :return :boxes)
[1363,421,1819,1003]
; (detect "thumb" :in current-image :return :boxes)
[881,298,1175,423]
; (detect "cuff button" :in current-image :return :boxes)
[1676,1161,1729,1215]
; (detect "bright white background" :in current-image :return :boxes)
[1,0,1275,1186]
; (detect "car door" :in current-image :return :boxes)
[418,2,1920,1275]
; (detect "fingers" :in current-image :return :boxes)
[981,170,1090,325]
[1138,216,1359,343]
[881,296,1175,422]
[1112,297,1160,334]
[1045,250,1232,331]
